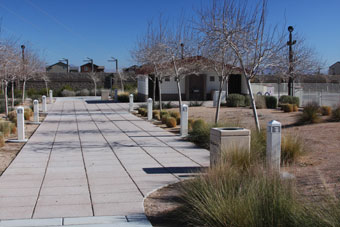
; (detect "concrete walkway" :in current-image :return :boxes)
[0,98,209,226]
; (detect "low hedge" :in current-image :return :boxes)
[226,94,245,107]
[265,96,277,109]
[279,95,300,107]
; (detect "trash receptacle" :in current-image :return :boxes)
[101,89,110,101]
[210,127,251,166]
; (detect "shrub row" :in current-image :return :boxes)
[297,103,340,125]
[279,95,300,107]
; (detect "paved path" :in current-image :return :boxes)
[0,98,209,226]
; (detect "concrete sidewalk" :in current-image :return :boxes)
[0,98,209,226]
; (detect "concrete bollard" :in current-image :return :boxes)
[180,104,188,137]
[129,94,134,112]
[33,100,39,123]
[266,120,281,172]
[49,90,53,103]
[147,98,153,121]
[16,107,26,142]
[42,96,47,113]
[114,89,118,103]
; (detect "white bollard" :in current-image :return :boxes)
[129,94,134,112]
[114,89,118,103]
[49,90,53,103]
[266,120,281,172]
[42,95,47,113]
[147,98,153,120]
[180,104,188,137]
[33,99,39,123]
[16,107,26,141]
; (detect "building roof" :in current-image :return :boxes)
[329,62,340,69]
[46,61,67,69]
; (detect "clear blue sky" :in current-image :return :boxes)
[0,0,339,72]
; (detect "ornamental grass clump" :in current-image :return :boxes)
[166,117,177,128]
[281,134,304,164]
[178,150,326,227]
[161,113,170,124]
[331,105,340,122]
[24,108,33,120]
[0,133,4,147]
[0,121,11,137]
[298,102,320,124]
[320,106,332,116]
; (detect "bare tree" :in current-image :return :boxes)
[196,1,240,123]
[132,16,170,110]
[212,0,285,131]
[87,72,101,96]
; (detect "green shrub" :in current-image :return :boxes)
[79,89,90,96]
[138,108,146,116]
[161,113,169,124]
[160,110,168,117]
[0,132,4,147]
[189,100,204,107]
[0,121,11,137]
[117,93,130,102]
[24,108,33,120]
[61,90,76,97]
[293,104,299,112]
[331,105,340,122]
[61,85,73,91]
[152,110,160,118]
[166,117,177,128]
[265,96,277,109]
[255,95,266,109]
[281,134,304,164]
[188,119,194,131]
[124,83,137,92]
[188,119,210,148]
[281,104,293,112]
[279,95,300,107]
[164,101,173,109]
[170,111,180,119]
[298,102,320,124]
[8,111,17,124]
[244,95,251,106]
[320,106,332,116]
[226,94,245,107]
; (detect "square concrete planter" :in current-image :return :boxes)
[101,90,110,100]
[210,127,251,166]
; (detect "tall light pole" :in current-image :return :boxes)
[19,45,25,88]
[108,57,119,90]
[83,57,93,73]
[287,26,296,96]
[60,58,69,73]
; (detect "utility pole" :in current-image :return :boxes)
[287,26,296,96]
[60,58,69,73]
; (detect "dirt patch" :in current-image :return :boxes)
[143,106,340,225]
[0,114,45,175]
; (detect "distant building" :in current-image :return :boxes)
[329,62,340,75]
[80,63,105,73]
[46,62,68,73]
[69,66,79,73]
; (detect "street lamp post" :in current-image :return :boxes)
[108,57,119,90]
[287,26,296,96]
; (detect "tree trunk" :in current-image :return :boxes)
[215,78,225,124]
[157,77,162,111]
[118,73,124,92]
[4,81,8,117]
[94,82,97,96]
[176,78,182,114]
[246,78,260,132]
[45,80,49,96]
[11,81,14,109]
[22,80,26,104]
[152,79,156,107]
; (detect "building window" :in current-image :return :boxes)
[165,77,170,82]
[210,76,215,82]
